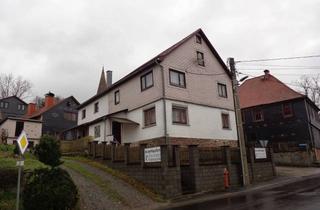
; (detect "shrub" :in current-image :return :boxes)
[23,168,78,210]
[34,135,62,167]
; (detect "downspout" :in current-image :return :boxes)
[155,58,169,145]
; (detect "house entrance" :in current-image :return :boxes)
[112,121,122,144]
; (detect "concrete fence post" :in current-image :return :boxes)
[124,143,131,165]
[140,143,147,168]
[160,145,169,169]
[189,144,199,192]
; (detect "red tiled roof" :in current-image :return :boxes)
[239,73,304,109]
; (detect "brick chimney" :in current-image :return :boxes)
[44,92,55,108]
[27,103,36,116]
[263,69,270,80]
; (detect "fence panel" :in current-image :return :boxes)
[199,147,224,164]
[179,147,189,166]
[129,146,140,163]
[115,145,125,161]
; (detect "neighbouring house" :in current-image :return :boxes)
[64,28,238,147]
[27,92,79,137]
[0,117,42,146]
[239,70,320,166]
[0,96,27,120]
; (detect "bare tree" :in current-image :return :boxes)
[297,74,320,107]
[0,73,32,99]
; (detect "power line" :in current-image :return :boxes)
[236,63,320,68]
[236,54,320,63]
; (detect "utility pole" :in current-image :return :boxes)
[228,57,250,186]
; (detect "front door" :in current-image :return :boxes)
[112,121,121,144]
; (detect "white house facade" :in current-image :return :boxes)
[70,29,238,147]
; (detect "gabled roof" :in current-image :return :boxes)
[78,28,231,109]
[0,96,27,105]
[28,96,80,119]
[239,72,304,109]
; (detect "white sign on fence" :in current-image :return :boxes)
[144,146,161,162]
[254,148,267,159]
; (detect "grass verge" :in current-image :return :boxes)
[63,156,164,202]
[0,190,16,210]
[63,159,128,206]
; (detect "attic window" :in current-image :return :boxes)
[197,51,205,66]
[196,35,202,44]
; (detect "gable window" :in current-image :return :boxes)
[197,51,205,66]
[218,83,227,98]
[114,90,120,105]
[94,125,101,138]
[196,34,202,44]
[0,102,9,109]
[172,106,188,125]
[82,109,86,119]
[141,71,154,91]
[221,113,230,129]
[94,102,99,113]
[253,109,264,122]
[15,121,24,137]
[283,103,293,118]
[169,69,186,88]
[144,107,156,127]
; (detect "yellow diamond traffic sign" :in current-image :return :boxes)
[17,131,29,154]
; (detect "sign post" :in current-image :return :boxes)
[15,131,29,210]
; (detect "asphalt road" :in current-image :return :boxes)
[166,176,320,210]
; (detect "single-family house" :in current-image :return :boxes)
[0,96,27,120]
[67,29,237,147]
[239,70,320,165]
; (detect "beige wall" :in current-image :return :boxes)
[0,119,42,144]
[108,66,163,113]
[161,34,234,110]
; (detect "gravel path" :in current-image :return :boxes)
[63,160,161,210]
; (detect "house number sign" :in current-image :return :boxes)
[144,146,161,162]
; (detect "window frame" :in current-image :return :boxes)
[140,71,154,91]
[282,103,293,118]
[221,113,230,129]
[196,34,202,44]
[114,90,120,105]
[169,69,186,88]
[94,102,99,113]
[143,107,156,127]
[172,105,188,125]
[197,51,205,66]
[217,83,228,98]
[94,125,101,138]
[252,109,264,122]
[82,109,86,119]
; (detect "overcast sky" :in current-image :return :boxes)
[1,0,320,103]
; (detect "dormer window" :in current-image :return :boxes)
[197,51,205,66]
[18,104,25,110]
[196,35,202,44]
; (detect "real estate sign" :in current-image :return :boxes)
[254,148,267,159]
[144,146,161,162]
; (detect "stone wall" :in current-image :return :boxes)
[273,151,314,166]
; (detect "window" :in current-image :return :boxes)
[141,71,154,91]
[253,109,264,122]
[169,69,186,88]
[114,90,120,105]
[94,125,101,138]
[218,83,227,98]
[0,102,9,109]
[197,51,205,66]
[144,107,156,126]
[15,121,24,137]
[94,102,99,113]
[18,104,25,111]
[196,34,202,44]
[64,112,77,121]
[283,103,293,117]
[82,109,86,119]
[221,113,230,129]
[172,106,188,124]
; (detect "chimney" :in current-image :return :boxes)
[27,103,36,116]
[263,69,270,80]
[106,70,112,88]
[44,92,55,108]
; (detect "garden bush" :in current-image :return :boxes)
[34,135,62,167]
[23,168,78,210]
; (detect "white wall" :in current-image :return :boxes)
[122,100,164,143]
[166,99,237,140]
[78,94,109,125]
[88,120,111,142]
